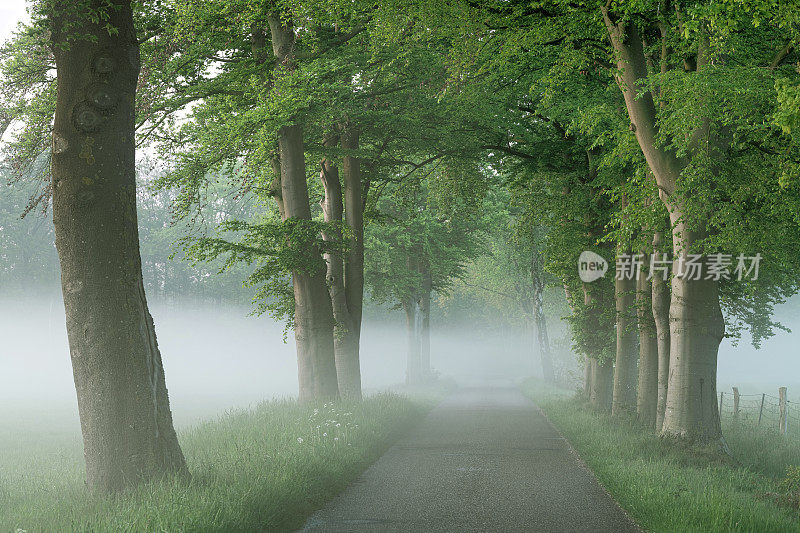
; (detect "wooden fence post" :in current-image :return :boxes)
[719,391,724,419]
[779,387,787,435]
[733,387,740,421]
[758,393,765,426]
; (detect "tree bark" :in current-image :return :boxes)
[664,243,725,442]
[583,358,593,400]
[652,231,671,431]
[532,253,555,382]
[601,10,726,443]
[340,127,364,398]
[50,0,187,493]
[320,134,362,400]
[419,268,432,380]
[636,267,659,429]
[403,297,422,384]
[584,285,612,412]
[591,358,614,413]
[612,267,638,416]
[565,284,591,397]
[269,15,338,402]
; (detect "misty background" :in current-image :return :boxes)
[2,286,798,428]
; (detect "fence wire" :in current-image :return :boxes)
[718,388,797,436]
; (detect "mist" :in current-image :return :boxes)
[4,292,799,433]
[0,295,546,428]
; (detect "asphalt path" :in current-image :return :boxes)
[299,387,640,532]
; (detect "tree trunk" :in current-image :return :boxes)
[583,358,592,399]
[601,11,726,444]
[612,269,638,416]
[320,136,361,400]
[566,284,591,398]
[50,0,187,493]
[533,253,555,382]
[320,143,360,399]
[269,14,338,403]
[663,231,725,442]
[584,285,612,412]
[636,268,658,429]
[340,127,364,398]
[590,358,614,413]
[278,124,339,403]
[652,232,671,431]
[419,269,432,381]
[403,297,422,384]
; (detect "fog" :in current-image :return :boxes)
[2,293,798,432]
[717,296,800,396]
[0,296,539,429]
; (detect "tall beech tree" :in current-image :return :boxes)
[268,12,339,401]
[319,128,364,399]
[144,0,481,400]
[47,0,187,492]
[601,8,725,442]
[598,2,800,443]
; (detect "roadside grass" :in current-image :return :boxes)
[522,378,800,533]
[1,391,436,533]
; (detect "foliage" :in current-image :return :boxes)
[364,165,488,308]
[184,215,350,327]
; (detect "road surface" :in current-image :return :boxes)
[299,387,639,532]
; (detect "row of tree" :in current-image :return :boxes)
[0,0,503,492]
[2,0,799,492]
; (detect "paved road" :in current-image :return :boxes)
[299,387,639,532]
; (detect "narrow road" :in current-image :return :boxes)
[299,387,639,532]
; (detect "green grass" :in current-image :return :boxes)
[0,392,434,533]
[522,378,800,533]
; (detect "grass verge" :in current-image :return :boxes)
[521,378,800,533]
[1,391,435,532]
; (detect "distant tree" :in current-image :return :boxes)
[365,165,487,383]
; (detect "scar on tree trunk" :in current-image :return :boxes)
[50,0,187,492]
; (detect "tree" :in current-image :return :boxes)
[439,0,800,443]
[612,249,637,417]
[267,11,340,402]
[598,1,800,444]
[47,0,187,492]
[319,128,364,399]
[365,166,486,383]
